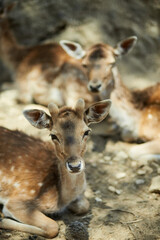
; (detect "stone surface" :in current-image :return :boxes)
[149,175,160,193]
[65,221,89,240]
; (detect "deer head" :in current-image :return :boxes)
[60,36,137,93]
[23,99,111,174]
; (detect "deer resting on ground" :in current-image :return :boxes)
[61,37,160,160]
[0,98,111,238]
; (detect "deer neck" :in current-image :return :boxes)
[58,161,86,207]
[110,67,141,140]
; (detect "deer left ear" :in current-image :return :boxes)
[60,40,86,59]
[84,100,112,125]
[114,36,137,56]
[23,109,52,129]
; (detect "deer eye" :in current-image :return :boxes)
[83,130,91,139]
[50,134,60,142]
[82,64,87,68]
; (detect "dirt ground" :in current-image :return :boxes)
[0,87,160,240]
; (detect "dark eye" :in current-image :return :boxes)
[82,64,87,68]
[50,134,59,142]
[83,130,91,139]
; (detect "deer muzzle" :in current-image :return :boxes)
[66,156,84,173]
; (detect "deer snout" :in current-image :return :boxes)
[88,79,102,93]
[66,156,84,173]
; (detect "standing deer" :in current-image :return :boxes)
[61,38,160,160]
[0,5,95,107]
[0,98,111,238]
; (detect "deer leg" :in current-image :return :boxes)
[0,200,59,238]
[68,194,90,215]
[129,139,160,161]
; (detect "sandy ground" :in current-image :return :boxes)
[0,89,160,240]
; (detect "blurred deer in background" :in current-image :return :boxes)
[0,4,95,107]
[61,37,160,160]
[0,98,111,238]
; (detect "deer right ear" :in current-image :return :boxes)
[23,110,52,129]
[60,40,86,59]
[113,36,137,56]
[84,100,112,125]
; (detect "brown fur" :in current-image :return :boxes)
[0,99,111,237]
[132,83,160,108]
[76,38,160,159]
[0,12,95,107]
[0,115,88,237]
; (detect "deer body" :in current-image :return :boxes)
[0,127,86,213]
[0,11,94,107]
[0,99,111,238]
[61,37,160,159]
[109,68,160,142]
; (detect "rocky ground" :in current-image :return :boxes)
[0,89,160,240]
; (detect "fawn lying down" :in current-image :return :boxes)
[61,37,160,160]
[0,4,94,107]
[0,99,111,238]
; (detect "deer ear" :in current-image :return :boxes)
[84,100,112,125]
[23,109,52,129]
[114,36,137,56]
[60,40,86,59]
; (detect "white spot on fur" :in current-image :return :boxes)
[13,182,20,188]
[10,166,15,172]
[30,189,36,194]
[7,179,12,185]
[148,114,153,119]
[38,182,43,187]
[2,176,7,182]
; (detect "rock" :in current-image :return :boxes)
[131,161,137,167]
[115,172,126,179]
[95,197,102,202]
[135,179,145,185]
[29,235,38,240]
[113,151,128,162]
[149,176,160,193]
[104,155,111,161]
[65,221,89,240]
[137,169,146,175]
[108,186,122,195]
[4,233,12,238]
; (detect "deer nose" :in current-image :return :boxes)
[66,157,84,173]
[89,84,102,92]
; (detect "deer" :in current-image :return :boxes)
[0,4,95,107]
[60,37,160,160]
[0,98,111,238]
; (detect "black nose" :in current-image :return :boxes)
[89,84,101,92]
[66,161,82,173]
[67,162,81,172]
